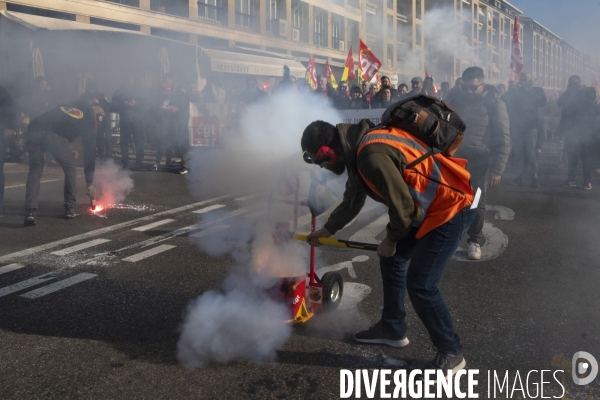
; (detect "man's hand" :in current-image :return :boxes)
[3,129,14,138]
[86,184,96,200]
[489,172,502,189]
[306,227,332,247]
[377,236,397,258]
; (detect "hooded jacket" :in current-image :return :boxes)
[446,84,511,175]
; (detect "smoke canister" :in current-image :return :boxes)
[267,276,307,322]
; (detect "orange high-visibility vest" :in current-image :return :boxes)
[357,127,474,238]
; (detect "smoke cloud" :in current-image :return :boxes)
[177,92,343,367]
[93,158,134,205]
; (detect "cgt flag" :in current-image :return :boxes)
[358,39,381,83]
[509,16,524,82]
[322,60,338,89]
[305,55,317,90]
[341,46,357,82]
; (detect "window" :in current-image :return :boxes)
[348,19,359,48]
[397,43,407,63]
[198,0,227,26]
[348,0,359,9]
[397,18,409,42]
[90,17,140,31]
[106,0,139,6]
[332,14,345,50]
[396,0,409,16]
[415,0,422,19]
[266,0,285,34]
[292,1,309,42]
[313,7,327,47]
[6,4,76,20]
[387,44,394,67]
[415,24,422,45]
[387,15,394,39]
[387,0,393,9]
[151,0,189,18]
[236,0,258,31]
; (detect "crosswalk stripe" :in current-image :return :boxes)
[193,204,225,214]
[0,263,26,276]
[349,213,389,243]
[189,224,230,238]
[20,273,98,299]
[131,219,176,232]
[122,244,176,262]
[51,239,111,256]
[0,273,57,298]
[235,194,260,201]
[0,194,230,264]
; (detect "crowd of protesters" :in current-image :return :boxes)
[0,65,598,231]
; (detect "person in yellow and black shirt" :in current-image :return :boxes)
[301,119,476,375]
[24,99,97,226]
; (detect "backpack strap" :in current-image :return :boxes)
[405,147,439,169]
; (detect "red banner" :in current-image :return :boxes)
[321,60,338,89]
[358,39,381,83]
[341,46,356,82]
[510,16,524,82]
[305,55,317,90]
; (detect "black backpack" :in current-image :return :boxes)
[378,94,467,168]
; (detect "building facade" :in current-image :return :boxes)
[520,17,562,91]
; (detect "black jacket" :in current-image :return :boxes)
[0,84,17,131]
[446,85,511,175]
[28,100,96,184]
[503,84,547,130]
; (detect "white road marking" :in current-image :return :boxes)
[189,224,231,238]
[20,273,97,299]
[235,194,260,201]
[337,282,372,311]
[51,239,111,256]
[485,205,515,221]
[131,219,176,232]
[5,175,84,189]
[453,221,509,262]
[193,204,225,214]
[349,213,389,243]
[0,194,229,264]
[0,263,26,276]
[316,255,370,279]
[122,244,176,262]
[0,273,57,298]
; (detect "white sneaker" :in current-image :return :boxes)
[467,242,481,260]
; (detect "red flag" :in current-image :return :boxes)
[305,55,317,90]
[341,46,356,82]
[358,39,381,83]
[321,60,338,89]
[510,16,524,82]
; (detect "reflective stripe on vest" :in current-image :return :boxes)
[357,127,474,238]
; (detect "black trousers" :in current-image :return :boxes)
[25,131,77,210]
[568,141,592,183]
[120,114,144,167]
[466,161,488,245]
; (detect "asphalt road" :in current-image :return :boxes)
[1,143,600,399]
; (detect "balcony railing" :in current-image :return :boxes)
[198,3,227,26]
[151,1,189,18]
[235,12,258,31]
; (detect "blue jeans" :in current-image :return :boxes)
[513,128,539,180]
[379,207,476,353]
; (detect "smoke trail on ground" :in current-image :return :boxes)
[93,158,134,205]
[177,93,343,367]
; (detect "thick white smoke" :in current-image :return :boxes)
[93,158,134,205]
[177,92,343,367]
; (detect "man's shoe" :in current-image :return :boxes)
[354,322,409,348]
[429,351,466,375]
[179,168,188,175]
[65,207,79,219]
[561,181,576,188]
[24,210,36,226]
[531,178,540,188]
[467,242,481,260]
[583,183,592,190]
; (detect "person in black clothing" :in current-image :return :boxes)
[347,86,369,109]
[176,82,201,174]
[239,76,267,106]
[334,81,351,110]
[80,79,111,158]
[0,84,17,217]
[558,76,598,189]
[24,99,97,225]
[26,77,53,120]
[112,78,145,169]
[503,72,547,187]
[152,74,180,171]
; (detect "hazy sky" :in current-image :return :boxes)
[514,0,600,57]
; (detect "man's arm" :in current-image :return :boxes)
[488,99,511,176]
[323,177,367,236]
[357,151,415,243]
